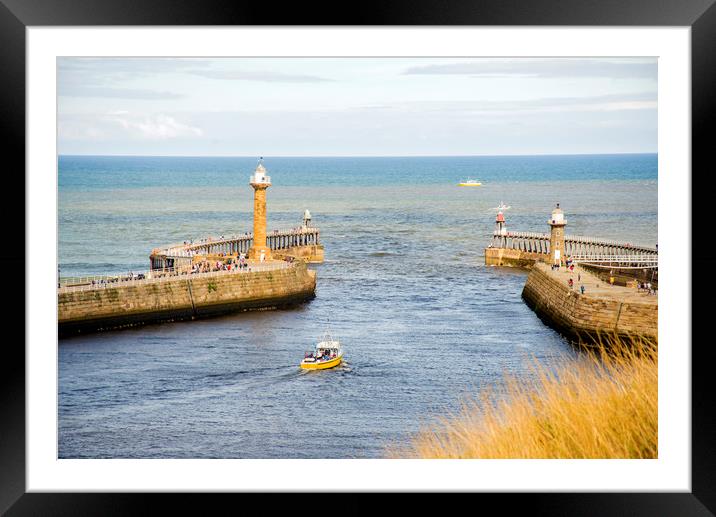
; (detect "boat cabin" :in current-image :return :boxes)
[305,343,340,361]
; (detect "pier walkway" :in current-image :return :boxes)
[59,261,292,294]
[488,205,658,343]
[490,230,657,258]
[546,264,657,303]
[58,260,317,336]
[522,262,658,343]
[569,254,658,269]
[150,226,322,271]
[155,227,320,260]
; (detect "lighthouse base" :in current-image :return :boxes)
[248,245,273,262]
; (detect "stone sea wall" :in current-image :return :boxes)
[58,262,317,336]
[521,264,657,343]
[484,247,546,268]
[272,244,324,264]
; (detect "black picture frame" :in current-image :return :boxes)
[3,0,713,512]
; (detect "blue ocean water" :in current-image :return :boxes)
[59,153,657,190]
[58,154,657,458]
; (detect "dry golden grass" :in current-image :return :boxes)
[389,335,657,459]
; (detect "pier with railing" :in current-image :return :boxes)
[150,222,322,272]
[58,261,292,294]
[486,204,657,269]
[489,230,657,264]
[58,159,323,335]
[486,204,658,344]
[58,260,316,336]
[177,227,321,256]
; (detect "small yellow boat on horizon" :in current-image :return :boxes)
[300,330,344,370]
[458,178,482,187]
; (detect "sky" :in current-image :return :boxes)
[57,57,657,157]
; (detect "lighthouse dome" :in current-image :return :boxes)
[550,203,566,225]
[250,158,271,185]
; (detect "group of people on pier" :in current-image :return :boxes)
[90,273,146,287]
[566,277,586,295]
[191,254,250,274]
[637,281,656,295]
[550,256,577,271]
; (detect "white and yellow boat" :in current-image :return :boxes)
[300,331,344,370]
[458,178,482,187]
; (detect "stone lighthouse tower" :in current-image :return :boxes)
[248,158,272,262]
[548,203,567,266]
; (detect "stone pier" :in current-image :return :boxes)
[149,160,324,273]
[61,158,322,337]
[484,205,657,269]
[521,262,657,344]
[58,262,316,337]
[486,204,657,345]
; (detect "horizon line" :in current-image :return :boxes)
[58,151,658,159]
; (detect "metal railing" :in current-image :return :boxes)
[59,272,152,288]
[565,235,657,252]
[492,230,657,253]
[570,254,658,269]
[155,227,320,258]
[58,261,295,293]
[494,231,550,240]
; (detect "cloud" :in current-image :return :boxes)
[59,106,656,156]
[404,59,657,80]
[58,57,213,78]
[60,112,204,141]
[108,114,203,139]
[187,69,333,83]
[57,57,333,100]
[58,58,205,100]
[356,92,657,114]
[60,87,185,100]
[58,121,108,140]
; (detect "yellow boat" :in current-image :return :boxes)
[458,178,482,186]
[300,331,344,370]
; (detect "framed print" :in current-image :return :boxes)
[3,0,714,513]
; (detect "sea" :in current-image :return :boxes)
[58,153,658,459]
